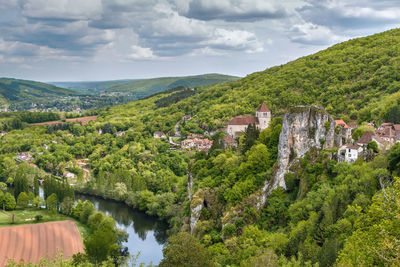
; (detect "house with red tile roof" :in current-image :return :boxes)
[335,120,349,128]
[356,131,387,150]
[227,102,271,137]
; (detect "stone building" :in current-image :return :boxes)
[227,102,271,136]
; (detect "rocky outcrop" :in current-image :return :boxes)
[187,171,193,201]
[189,189,204,234]
[259,106,344,206]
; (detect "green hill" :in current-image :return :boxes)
[105,73,239,94]
[0,78,79,107]
[50,80,134,94]
[102,28,400,132]
[50,74,240,98]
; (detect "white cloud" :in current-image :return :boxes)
[290,22,347,45]
[128,45,158,60]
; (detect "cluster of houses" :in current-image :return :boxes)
[150,101,400,160]
[182,137,213,151]
[17,152,34,163]
[338,122,400,163]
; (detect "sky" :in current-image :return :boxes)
[0,0,399,82]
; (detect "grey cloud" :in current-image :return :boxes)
[298,0,400,30]
[181,0,288,22]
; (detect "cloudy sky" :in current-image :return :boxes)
[0,0,399,82]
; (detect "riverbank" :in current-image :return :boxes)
[76,192,168,265]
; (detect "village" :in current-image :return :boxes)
[2,102,399,186]
[151,102,400,164]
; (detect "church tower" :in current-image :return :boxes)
[256,102,271,130]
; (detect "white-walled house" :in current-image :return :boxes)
[154,131,167,138]
[63,171,75,179]
[338,144,363,163]
[227,102,271,137]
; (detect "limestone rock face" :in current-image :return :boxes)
[259,106,340,206]
[189,189,204,234]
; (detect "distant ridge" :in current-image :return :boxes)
[0,78,79,107]
[50,73,240,97]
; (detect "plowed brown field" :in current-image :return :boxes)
[0,220,84,266]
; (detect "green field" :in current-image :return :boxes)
[0,208,90,238]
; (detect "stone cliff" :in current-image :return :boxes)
[259,106,348,206]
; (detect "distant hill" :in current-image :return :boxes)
[105,74,240,97]
[50,80,135,94]
[51,74,240,98]
[0,78,79,107]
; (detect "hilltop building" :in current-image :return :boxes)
[154,131,166,138]
[227,102,271,137]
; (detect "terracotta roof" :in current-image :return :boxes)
[377,127,394,138]
[257,102,270,112]
[229,116,259,125]
[381,122,393,127]
[372,135,386,144]
[335,120,349,128]
[223,135,235,143]
[154,131,165,135]
[394,124,400,131]
[357,131,374,144]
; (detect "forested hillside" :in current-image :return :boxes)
[0,78,79,106]
[1,29,400,266]
[100,29,400,133]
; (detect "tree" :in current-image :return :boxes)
[159,232,214,267]
[14,164,29,198]
[384,105,400,124]
[0,191,4,210]
[80,200,95,224]
[4,193,16,210]
[367,141,379,153]
[0,182,7,193]
[388,143,400,174]
[17,192,29,208]
[241,124,260,154]
[33,177,39,196]
[84,222,119,264]
[46,193,58,211]
[60,197,74,215]
[32,196,43,208]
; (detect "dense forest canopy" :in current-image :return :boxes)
[1,29,400,266]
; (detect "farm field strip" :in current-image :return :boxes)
[0,220,84,266]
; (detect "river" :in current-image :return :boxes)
[75,194,168,265]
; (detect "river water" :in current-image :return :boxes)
[75,194,168,265]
